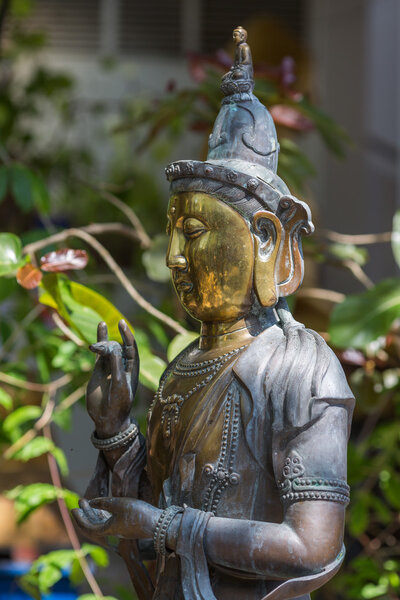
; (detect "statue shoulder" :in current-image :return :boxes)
[234,322,354,413]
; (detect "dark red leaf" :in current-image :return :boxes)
[40,248,88,272]
[16,263,43,289]
[270,104,314,132]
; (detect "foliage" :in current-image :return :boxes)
[0,3,398,600]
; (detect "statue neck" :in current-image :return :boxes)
[199,308,276,351]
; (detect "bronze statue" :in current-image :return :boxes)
[72,27,354,600]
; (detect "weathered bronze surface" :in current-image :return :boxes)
[73,27,355,600]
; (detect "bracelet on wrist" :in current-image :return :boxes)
[153,505,184,556]
[91,421,138,451]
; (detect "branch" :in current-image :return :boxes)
[320,229,393,246]
[43,425,104,598]
[52,312,85,347]
[343,260,374,289]
[24,228,187,335]
[0,372,71,392]
[79,181,152,249]
[296,288,346,304]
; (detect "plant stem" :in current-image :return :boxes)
[320,229,393,245]
[43,425,104,597]
[24,227,187,335]
[0,371,71,392]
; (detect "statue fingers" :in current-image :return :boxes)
[72,506,114,535]
[97,321,109,343]
[119,320,134,348]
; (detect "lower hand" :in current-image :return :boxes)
[72,497,162,540]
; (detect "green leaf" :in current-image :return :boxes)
[10,164,34,213]
[142,234,170,282]
[329,278,400,349]
[0,165,8,204]
[5,483,78,523]
[0,232,25,276]
[0,387,12,410]
[38,564,62,594]
[380,472,400,510]
[51,446,69,476]
[167,331,199,362]
[81,543,109,567]
[31,172,50,215]
[3,404,41,436]
[139,351,166,391]
[349,495,369,536]
[11,436,54,461]
[329,242,368,266]
[391,210,400,269]
[39,274,133,343]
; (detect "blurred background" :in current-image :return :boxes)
[0,1,399,599]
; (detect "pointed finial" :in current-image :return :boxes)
[221,26,254,97]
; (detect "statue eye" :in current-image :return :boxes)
[183,218,207,239]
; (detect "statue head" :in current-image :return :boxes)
[165,28,313,325]
[233,26,247,44]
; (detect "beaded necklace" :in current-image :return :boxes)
[155,345,247,440]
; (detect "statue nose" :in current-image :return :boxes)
[166,230,188,270]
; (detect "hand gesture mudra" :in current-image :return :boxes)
[86,320,138,438]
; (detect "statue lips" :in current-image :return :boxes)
[174,276,193,293]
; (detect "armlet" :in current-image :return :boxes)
[278,451,350,506]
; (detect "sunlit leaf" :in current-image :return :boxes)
[139,351,166,391]
[329,243,368,266]
[3,405,41,436]
[329,278,400,349]
[167,331,199,362]
[5,483,79,523]
[391,210,400,269]
[40,248,88,272]
[0,387,12,410]
[16,262,43,289]
[0,232,25,276]
[142,234,170,282]
[39,274,132,343]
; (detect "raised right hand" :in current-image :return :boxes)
[86,320,139,438]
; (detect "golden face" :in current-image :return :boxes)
[233,29,245,43]
[166,192,254,323]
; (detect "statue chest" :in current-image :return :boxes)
[146,351,281,522]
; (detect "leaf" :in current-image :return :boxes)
[329,243,368,266]
[0,165,8,204]
[391,210,400,269]
[16,262,43,289]
[0,232,25,276]
[10,163,34,213]
[329,278,400,349]
[31,172,50,215]
[349,495,370,536]
[0,387,12,410]
[5,483,79,523]
[139,351,166,391]
[167,331,199,362]
[39,274,132,343]
[142,234,170,282]
[40,248,88,272]
[38,564,62,594]
[11,436,54,461]
[81,543,109,567]
[3,405,41,436]
[270,104,313,131]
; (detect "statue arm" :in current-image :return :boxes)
[169,402,349,580]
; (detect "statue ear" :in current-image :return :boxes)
[275,196,314,297]
[252,211,282,307]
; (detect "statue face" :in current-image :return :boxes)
[166,192,255,323]
[233,29,246,43]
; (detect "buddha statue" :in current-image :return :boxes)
[73,27,354,600]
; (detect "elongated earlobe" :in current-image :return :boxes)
[252,211,282,306]
[276,196,314,297]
